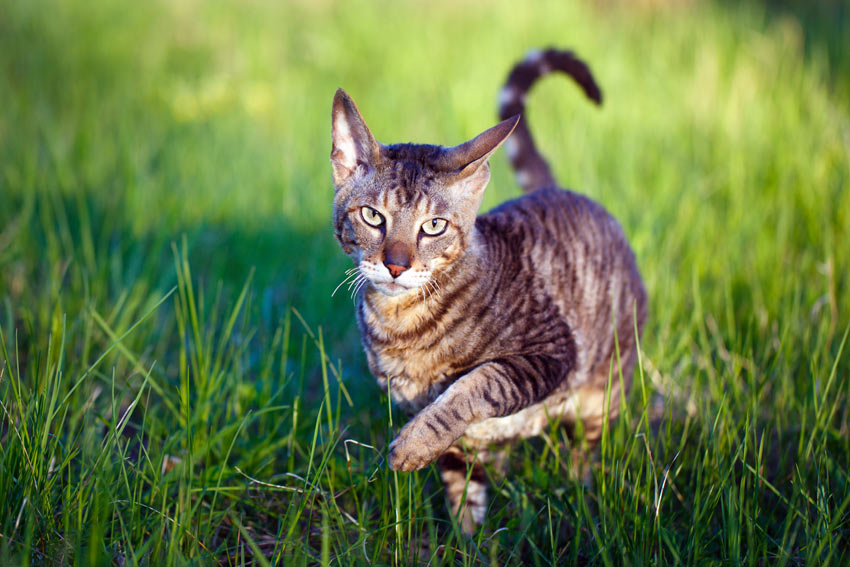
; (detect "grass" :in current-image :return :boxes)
[1,0,849,564]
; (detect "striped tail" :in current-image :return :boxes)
[499,48,603,193]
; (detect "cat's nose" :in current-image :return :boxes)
[385,263,408,278]
[384,241,411,278]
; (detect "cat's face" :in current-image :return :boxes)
[333,145,487,297]
[330,89,518,297]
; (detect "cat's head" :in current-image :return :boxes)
[330,89,518,297]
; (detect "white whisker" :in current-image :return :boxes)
[332,270,360,297]
[347,273,366,291]
[433,281,443,303]
[350,276,369,301]
[425,279,438,303]
[349,276,367,299]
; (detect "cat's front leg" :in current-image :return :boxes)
[388,354,570,471]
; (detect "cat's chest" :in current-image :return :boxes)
[358,297,473,413]
[371,332,462,413]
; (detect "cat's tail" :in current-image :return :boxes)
[499,48,602,193]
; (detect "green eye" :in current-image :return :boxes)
[360,206,385,227]
[421,218,448,236]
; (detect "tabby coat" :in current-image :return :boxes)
[330,49,647,532]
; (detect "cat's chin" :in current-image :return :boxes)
[373,282,417,297]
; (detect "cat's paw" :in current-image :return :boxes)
[388,423,446,472]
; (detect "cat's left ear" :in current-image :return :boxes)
[441,115,520,189]
[331,89,382,187]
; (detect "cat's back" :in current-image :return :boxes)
[477,186,636,272]
[477,186,646,373]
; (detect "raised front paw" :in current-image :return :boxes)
[388,420,451,472]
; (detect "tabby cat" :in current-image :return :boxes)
[330,48,647,532]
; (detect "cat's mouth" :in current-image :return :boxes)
[374,281,416,297]
[356,261,431,297]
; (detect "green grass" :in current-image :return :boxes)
[1,0,849,564]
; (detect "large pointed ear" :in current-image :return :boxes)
[439,115,520,180]
[331,89,382,186]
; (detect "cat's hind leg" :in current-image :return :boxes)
[437,445,495,534]
[563,350,637,479]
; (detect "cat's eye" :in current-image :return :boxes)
[421,218,448,236]
[360,206,385,227]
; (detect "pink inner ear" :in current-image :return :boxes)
[332,115,359,171]
[330,89,381,182]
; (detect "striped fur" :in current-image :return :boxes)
[499,48,602,193]
[330,48,647,533]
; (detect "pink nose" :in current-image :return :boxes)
[386,264,408,278]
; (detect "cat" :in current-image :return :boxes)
[330,48,647,533]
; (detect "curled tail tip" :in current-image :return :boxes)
[498,47,602,193]
[500,47,603,109]
[542,47,603,105]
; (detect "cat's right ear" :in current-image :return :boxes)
[331,89,382,187]
[440,115,520,185]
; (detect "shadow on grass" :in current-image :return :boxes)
[1,187,369,398]
[185,220,362,356]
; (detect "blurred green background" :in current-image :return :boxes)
[1,0,848,565]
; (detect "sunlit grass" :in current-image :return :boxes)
[1,0,848,564]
